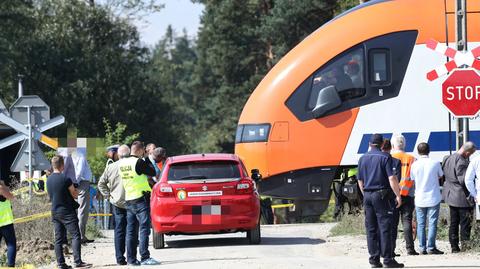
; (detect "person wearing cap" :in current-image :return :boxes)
[106,145,119,167]
[358,134,403,268]
[442,141,477,252]
[98,145,134,266]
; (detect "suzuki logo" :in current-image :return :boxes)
[202,185,208,191]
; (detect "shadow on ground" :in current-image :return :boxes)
[165,236,325,248]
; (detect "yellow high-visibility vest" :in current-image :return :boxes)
[118,157,151,201]
[0,200,14,227]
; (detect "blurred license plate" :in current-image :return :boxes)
[188,191,223,197]
[192,205,222,224]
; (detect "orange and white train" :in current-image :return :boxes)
[235,0,480,217]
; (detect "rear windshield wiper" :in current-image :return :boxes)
[179,175,207,180]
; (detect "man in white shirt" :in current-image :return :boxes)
[465,155,480,203]
[410,143,444,255]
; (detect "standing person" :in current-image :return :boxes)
[145,143,156,158]
[391,135,418,255]
[465,153,480,207]
[71,149,94,244]
[118,141,159,266]
[0,180,16,268]
[98,145,133,266]
[442,142,477,252]
[357,134,404,268]
[106,145,119,166]
[381,139,402,257]
[410,143,444,255]
[47,155,91,269]
[150,147,166,179]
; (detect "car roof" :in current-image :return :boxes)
[168,153,240,164]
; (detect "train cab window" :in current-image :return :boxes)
[285,30,418,122]
[369,49,390,84]
[307,47,365,110]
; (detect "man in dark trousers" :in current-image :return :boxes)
[47,155,91,269]
[118,141,159,266]
[381,139,402,257]
[442,142,477,252]
[358,134,404,268]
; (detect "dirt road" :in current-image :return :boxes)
[71,223,479,269]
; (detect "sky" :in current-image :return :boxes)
[135,0,204,46]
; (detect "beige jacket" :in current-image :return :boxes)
[98,161,126,209]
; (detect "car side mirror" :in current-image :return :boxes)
[251,169,262,182]
[312,85,342,118]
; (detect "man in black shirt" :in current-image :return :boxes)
[47,155,91,269]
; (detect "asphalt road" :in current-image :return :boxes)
[74,223,480,269]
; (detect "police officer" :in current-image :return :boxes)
[118,142,159,266]
[0,180,16,268]
[358,134,404,268]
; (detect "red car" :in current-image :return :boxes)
[150,153,261,249]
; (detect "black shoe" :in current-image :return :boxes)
[451,245,461,253]
[420,249,428,255]
[81,238,94,244]
[117,260,128,266]
[59,264,73,269]
[407,249,419,256]
[74,262,92,268]
[393,252,400,257]
[384,260,404,268]
[427,248,444,255]
[370,261,383,268]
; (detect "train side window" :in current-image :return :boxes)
[307,47,365,110]
[369,49,390,84]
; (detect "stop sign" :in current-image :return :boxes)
[442,69,480,117]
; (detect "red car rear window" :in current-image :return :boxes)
[167,161,241,181]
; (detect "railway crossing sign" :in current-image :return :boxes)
[0,95,64,172]
[442,69,480,118]
[425,38,480,81]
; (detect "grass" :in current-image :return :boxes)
[330,213,365,236]
[329,203,480,253]
[0,187,104,267]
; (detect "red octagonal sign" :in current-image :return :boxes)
[442,69,480,117]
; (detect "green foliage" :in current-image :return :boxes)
[89,119,140,178]
[103,118,140,146]
[86,219,103,239]
[0,0,363,158]
[151,0,354,153]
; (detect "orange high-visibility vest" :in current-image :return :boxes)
[391,151,416,196]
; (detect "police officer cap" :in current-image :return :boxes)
[369,134,384,146]
[106,144,119,153]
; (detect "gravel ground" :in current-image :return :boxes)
[46,223,480,269]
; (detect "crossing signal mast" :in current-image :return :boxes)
[0,76,65,195]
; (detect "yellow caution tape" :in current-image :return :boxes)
[271,203,295,209]
[14,211,51,224]
[90,213,112,217]
[12,187,30,196]
[13,211,112,224]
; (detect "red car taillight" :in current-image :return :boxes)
[236,180,253,194]
[156,183,174,197]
